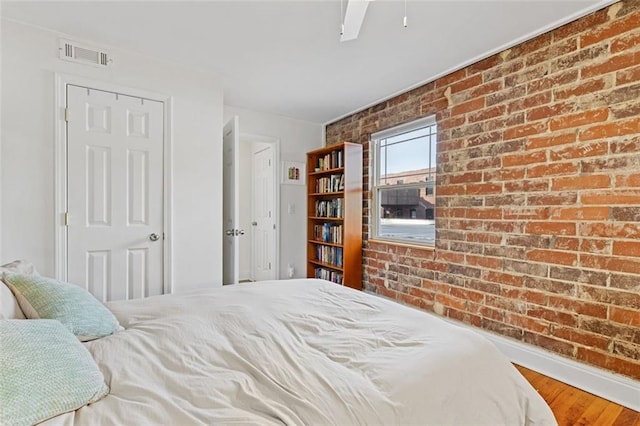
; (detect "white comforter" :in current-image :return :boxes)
[47,279,556,425]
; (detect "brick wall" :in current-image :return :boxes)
[326,0,640,379]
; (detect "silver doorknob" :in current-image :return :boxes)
[239,229,245,235]
[225,229,234,236]
[149,233,160,242]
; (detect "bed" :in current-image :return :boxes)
[21,278,556,426]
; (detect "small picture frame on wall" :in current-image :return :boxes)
[282,161,305,185]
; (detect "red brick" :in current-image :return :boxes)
[507,92,552,114]
[450,74,483,93]
[611,139,640,155]
[579,238,611,254]
[611,31,640,53]
[467,105,506,123]
[484,168,526,181]
[527,249,578,266]
[503,207,549,220]
[549,108,609,131]
[503,151,547,167]
[466,183,502,195]
[526,222,576,236]
[436,69,467,88]
[615,172,640,188]
[466,254,501,270]
[435,293,467,312]
[552,175,611,191]
[581,190,640,205]
[527,162,578,178]
[527,70,579,94]
[526,132,576,150]
[451,97,484,116]
[551,327,610,350]
[467,232,503,245]
[504,122,548,140]
[553,9,608,40]
[616,65,640,85]
[554,78,607,100]
[484,270,523,287]
[554,237,579,251]
[581,51,640,78]
[504,180,549,193]
[579,117,640,141]
[527,193,578,206]
[581,11,640,47]
[550,206,610,220]
[581,254,640,274]
[548,295,607,318]
[505,313,549,334]
[610,306,640,327]
[580,222,640,239]
[549,142,608,161]
[613,241,640,257]
[524,332,575,356]
[526,103,574,122]
[438,185,465,196]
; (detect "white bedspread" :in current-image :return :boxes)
[46,279,556,425]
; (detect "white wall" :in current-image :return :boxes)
[1,19,224,291]
[224,106,322,280]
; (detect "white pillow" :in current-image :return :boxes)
[0,320,109,425]
[3,273,121,341]
[0,259,39,319]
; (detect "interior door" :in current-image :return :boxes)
[223,116,240,285]
[66,85,164,301]
[251,145,276,281]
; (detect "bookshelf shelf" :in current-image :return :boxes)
[306,142,362,289]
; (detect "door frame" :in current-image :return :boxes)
[54,73,174,293]
[242,133,280,281]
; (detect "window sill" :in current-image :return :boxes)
[367,238,436,252]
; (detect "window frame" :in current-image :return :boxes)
[370,115,437,247]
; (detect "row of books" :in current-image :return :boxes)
[312,223,343,244]
[315,245,343,267]
[314,267,343,285]
[317,150,343,171]
[314,199,344,218]
[315,174,344,193]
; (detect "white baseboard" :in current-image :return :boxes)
[451,320,640,411]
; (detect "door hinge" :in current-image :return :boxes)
[273,224,276,230]
[64,108,70,122]
[268,159,271,166]
[64,212,69,226]
[268,262,271,270]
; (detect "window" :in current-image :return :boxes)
[371,116,437,245]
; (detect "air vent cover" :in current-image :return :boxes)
[59,39,111,67]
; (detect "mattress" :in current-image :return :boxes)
[44,278,556,425]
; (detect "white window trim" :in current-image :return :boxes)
[370,116,437,246]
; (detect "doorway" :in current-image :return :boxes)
[239,135,279,282]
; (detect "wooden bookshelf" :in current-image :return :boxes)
[307,142,362,290]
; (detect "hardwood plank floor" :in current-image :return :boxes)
[515,365,640,426]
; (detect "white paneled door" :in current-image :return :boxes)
[222,116,240,285]
[66,85,164,301]
[251,145,276,281]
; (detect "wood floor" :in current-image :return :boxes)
[515,365,640,426]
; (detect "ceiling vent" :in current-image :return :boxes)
[59,39,111,67]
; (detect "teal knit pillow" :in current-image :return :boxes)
[0,320,109,426]
[3,273,120,341]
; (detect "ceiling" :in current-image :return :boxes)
[1,1,613,124]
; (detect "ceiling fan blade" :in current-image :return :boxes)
[340,0,373,42]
